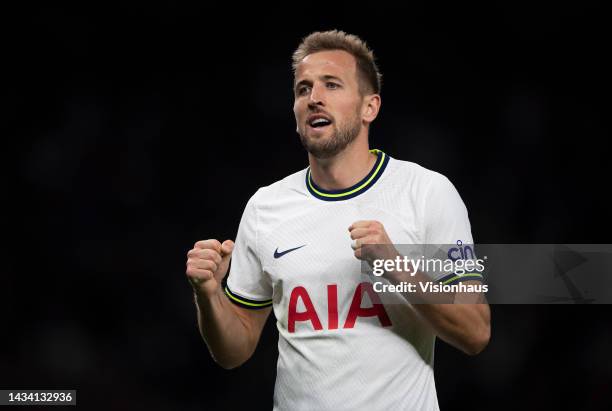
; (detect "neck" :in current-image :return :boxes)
[308,133,377,190]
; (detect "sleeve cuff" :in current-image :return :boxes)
[224,285,273,309]
[437,272,484,285]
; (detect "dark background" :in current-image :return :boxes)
[3,3,611,410]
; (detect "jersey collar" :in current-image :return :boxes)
[306,149,390,201]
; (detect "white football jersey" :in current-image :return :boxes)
[225,150,479,411]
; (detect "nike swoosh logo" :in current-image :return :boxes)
[274,245,306,259]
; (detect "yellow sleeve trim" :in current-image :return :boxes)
[224,286,273,308]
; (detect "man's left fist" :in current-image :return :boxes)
[348,220,397,262]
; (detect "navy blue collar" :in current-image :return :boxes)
[306,149,390,201]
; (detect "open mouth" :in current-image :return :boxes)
[307,114,333,130]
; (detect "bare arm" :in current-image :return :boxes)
[414,298,490,356]
[186,239,272,369]
[349,221,491,356]
[195,289,271,368]
[391,275,490,355]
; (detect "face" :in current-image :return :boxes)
[293,50,367,159]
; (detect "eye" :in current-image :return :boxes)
[326,82,340,89]
[297,85,311,96]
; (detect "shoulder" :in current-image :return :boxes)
[248,167,309,208]
[240,168,310,235]
[386,157,455,196]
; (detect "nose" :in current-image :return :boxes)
[308,83,324,108]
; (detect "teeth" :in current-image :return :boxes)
[311,118,330,126]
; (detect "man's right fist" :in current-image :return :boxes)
[186,239,234,297]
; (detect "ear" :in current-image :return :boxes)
[362,94,381,124]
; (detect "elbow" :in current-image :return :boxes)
[217,360,242,370]
[213,355,247,370]
[210,347,255,370]
[463,324,490,356]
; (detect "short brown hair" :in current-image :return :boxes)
[292,30,382,95]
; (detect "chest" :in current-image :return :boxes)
[258,201,419,329]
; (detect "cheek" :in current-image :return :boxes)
[293,101,304,119]
[337,100,362,122]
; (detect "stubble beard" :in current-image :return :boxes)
[298,111,362,159]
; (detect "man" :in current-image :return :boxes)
[185,30,490,410]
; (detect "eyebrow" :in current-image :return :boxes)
[294,75,345,90]
[320,75,344,83]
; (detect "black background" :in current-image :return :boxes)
[3,3,611,410]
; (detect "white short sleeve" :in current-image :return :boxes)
[423,173,474,245]
[421,173,482,284]
[224,191,273,309]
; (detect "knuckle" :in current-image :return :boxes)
[205,250,219,260]
[202,249,217,259]
[195,239,220,250]
[202,260,216,270]
[209,249,222,259]
[198,249,209,259]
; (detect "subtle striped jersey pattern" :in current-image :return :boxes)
[226,151,475,411]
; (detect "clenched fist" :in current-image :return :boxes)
[349,220,398,263]
[186,239,234,297]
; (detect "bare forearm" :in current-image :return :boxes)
[386,270,490,355]
[194,290,256,369]
[186,239,271,369]
[412,302,490,355]
[348,221,490,355]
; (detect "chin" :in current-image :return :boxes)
[307,128,332,140]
